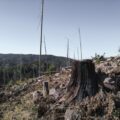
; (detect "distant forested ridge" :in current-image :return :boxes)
[0,54,71,85]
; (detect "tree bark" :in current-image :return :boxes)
[66,60,98,102]
[43,81,49,98]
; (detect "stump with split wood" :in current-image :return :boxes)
[66,60,98,102]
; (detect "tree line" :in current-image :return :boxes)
[0,61,56,85]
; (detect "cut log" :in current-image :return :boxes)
[43,81,49,98]
[66,60,99,102]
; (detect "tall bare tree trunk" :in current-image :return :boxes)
[66,38,70,67]
[78,28,82,60]
[39,0,44,76]
[44,36,47,55]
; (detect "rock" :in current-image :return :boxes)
[95,56,120,76]
[104,77,115,84]
[61,68,66,73]
[106,58,112,62]
[22,83,28,91]
[32,91,43,104]
[65,108,83,120]
[59,96,66,103]
[49,88,59,99]
[113,67,120,74]
[60,84,66,89]
[55,73,60,77]
[117,91,120,98]
[103,77,115,90]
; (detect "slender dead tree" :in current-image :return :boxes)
[44,36,47,55]
[77,48,79,60]
[44,35,48,71]
[39,0,44,76]
[73,52,76,60]
[78,28,83,60]
[66,38,70,66]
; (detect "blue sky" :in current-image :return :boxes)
[0,0,120,58]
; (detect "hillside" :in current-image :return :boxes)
[0,54,69,67]
[0,54,71,85]
[0,56,120,120]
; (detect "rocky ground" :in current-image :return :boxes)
[0,56,120,120]
[0,67,71,120]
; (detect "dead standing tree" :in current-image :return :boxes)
[39,0,44,76]
[66,60,99,102]
[44,36,47,55]
[66,38,70,67]
[78,28,82,60]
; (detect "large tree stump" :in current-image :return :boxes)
[66,60,98,102]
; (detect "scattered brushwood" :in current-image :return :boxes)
[96,56,120,75]
[0,70,70,120]
[40,103,68,120]
[0,82,33,103]
[65,91,120,120]
[38,90,120,120]
[37,96,56,118]
[95,56,120,92]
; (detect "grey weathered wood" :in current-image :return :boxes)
[43,81,49,98]
[66,60,98,102]
[66,38,70,67]
[39,0,44,76]
[44,36,47,55]
[78,28,82,60]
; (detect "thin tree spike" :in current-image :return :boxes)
[67,38,69,59]
[73,52,76,60]
[78,28,83,60]
[39,0,44,76]
[66,38,70,66]
[44,36,47,55]
[77,48,79,60]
